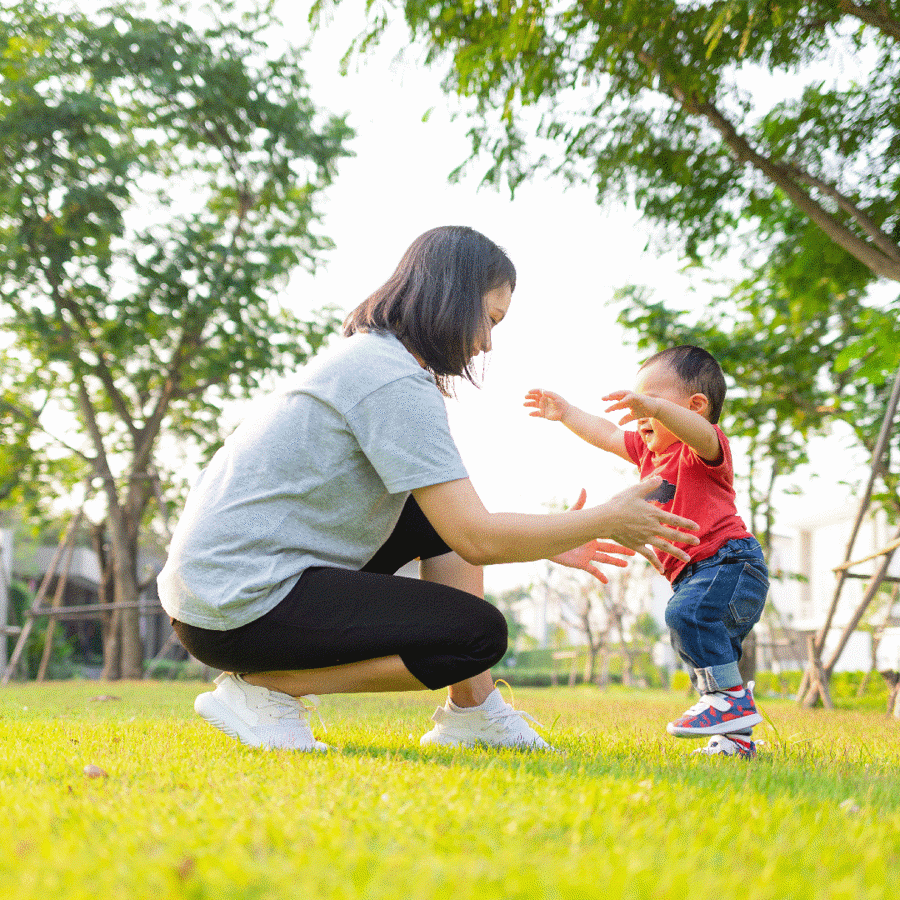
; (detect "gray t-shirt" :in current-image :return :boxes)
[157,331,468,630]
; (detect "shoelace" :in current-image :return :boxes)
[489,679,544,733]
[486,703,543,733]
[300,694,327,732]
[261,691,327,732]
[261,691,307,721]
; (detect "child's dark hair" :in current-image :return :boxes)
[343,225,516,394]
[641,345,726,424]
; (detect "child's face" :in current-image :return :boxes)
[633,360,699,453]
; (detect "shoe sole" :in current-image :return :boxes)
[667,712,763,737]
[195,691,266,748]
[194,691,326,751]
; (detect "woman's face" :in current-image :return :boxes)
[474,281,513,356]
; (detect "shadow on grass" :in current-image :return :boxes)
[327,734,900,813]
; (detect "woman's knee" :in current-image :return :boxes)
[470,600,508,668]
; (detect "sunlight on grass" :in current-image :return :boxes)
[1,682,898,899]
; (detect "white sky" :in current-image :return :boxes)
[273,1,863,593]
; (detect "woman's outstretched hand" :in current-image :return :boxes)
[600,477,700,573]
[550,488,635,583]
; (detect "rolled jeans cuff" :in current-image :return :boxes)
[693,661,742,694]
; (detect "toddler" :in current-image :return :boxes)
[525,345,768,758]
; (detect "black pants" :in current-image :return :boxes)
[171,497,508,690]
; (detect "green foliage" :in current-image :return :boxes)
[0,0,353,518]
[672,669,894,712]
[0,0,353,674]
[485,587,529,648]
[1,682,899,899]
[330,1,900,281]
[504,645,668,687]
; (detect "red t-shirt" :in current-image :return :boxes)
[623,425,752,583]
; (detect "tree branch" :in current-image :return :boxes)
[785,163,900,263]
[74,373,121,519]
[0,398,93,463]
[639,54,900,282]
[28,210,139,440]
[839,0,900,42]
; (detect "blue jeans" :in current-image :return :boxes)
[665,537,769,693]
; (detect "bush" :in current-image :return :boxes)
[144,658,211,681]
[500,646,668,689]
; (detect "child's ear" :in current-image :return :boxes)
[689,393,710,417]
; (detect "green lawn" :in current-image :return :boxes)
[1,681,897,899]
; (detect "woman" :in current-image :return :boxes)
[158,226,698,751]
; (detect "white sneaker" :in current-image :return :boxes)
[194,673,327,751]
[419,687,550,749]
[691,734,757,759]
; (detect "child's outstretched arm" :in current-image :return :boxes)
[524,388,631,462]
[602,390,722,462]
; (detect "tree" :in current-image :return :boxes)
[0,1,353,677]
[486,586,529,651]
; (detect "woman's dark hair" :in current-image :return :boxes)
[343,226,516,393]
[641,345,727,424]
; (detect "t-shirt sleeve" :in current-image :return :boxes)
[686,424,734,484]
[345,373,468,493]
[623,430,644,468]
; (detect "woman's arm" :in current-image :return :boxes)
[412,476,698,573]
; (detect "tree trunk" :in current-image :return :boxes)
[583,642,597,685]
[597,643,610,688]
[101,608,122,681]
[93,523,121,681]
[802,534,899,706]
[105,514,144,680]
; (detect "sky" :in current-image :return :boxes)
[270,1,863,593]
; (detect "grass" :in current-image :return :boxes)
[1,681,898,900]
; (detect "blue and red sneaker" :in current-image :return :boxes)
[667,681,762,737]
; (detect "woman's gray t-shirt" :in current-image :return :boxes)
[157,331,469,630]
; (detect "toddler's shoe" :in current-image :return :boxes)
[667,681,762,737]
[194,672,328,751]
[420,687,550,749]
[692,733,757,759]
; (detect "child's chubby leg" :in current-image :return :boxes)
[664,546,768,738]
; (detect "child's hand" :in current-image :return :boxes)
[602,390,660,426]
[524,388,569,421]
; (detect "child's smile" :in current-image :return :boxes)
[638,417,677,454]
[633,360,691,454]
